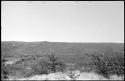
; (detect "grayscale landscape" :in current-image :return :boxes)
[1,41,124,80]
[1,1,124,80]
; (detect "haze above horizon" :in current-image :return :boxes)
[1,1,124,43]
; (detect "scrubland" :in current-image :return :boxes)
[1,41,124,80]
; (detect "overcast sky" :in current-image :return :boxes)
[1,1,124,43]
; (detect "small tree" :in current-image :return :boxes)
[47,51,66,73]
[31,60,49,75]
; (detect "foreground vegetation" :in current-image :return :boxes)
[1,41,124,80]
[2,51,124,80]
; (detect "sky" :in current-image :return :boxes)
[1,1,124,43]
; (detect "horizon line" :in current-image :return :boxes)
[1,40,124,43]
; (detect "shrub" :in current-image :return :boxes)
[21,69,35,78]
[1,64,9,79]
[31,60,49,75]
[5,64,25,78]
[1,58,9,80]
[91,51,124,78]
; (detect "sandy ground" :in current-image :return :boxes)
[8,70,124,80]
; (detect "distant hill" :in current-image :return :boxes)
[1,41,124,63]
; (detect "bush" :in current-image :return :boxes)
[1,58,9,80]
[5,64,25,78]
[31,60,49,75]
[21,69,35,78]
[91,52,124,78]
[1,64,9,79]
